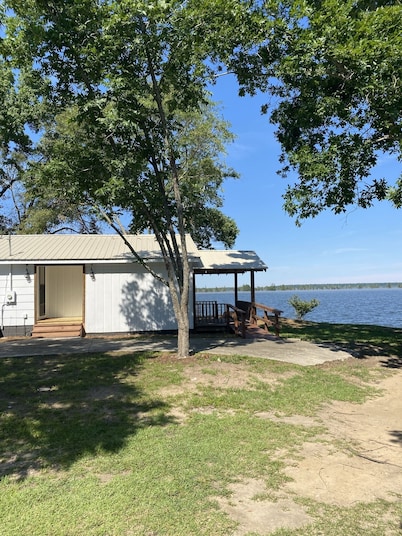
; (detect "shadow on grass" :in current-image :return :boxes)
[0,351,173,481]
[280,319,402,366]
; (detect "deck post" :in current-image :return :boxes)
[250,271,256,303]
[192,272,197,330]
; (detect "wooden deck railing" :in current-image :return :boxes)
[249,302,283,336]
[195,301,248,336]
[226,304,248,338]
[195,301,227,326]
[195,300,282,338]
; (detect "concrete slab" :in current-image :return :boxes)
[191,335,352,365]
[0,334,352,366]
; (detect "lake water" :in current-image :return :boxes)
[196,288,402,328]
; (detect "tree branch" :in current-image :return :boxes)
[98,206,168,287]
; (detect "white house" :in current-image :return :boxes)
[0,234,267,338]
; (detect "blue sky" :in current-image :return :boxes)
[201,75,402,288]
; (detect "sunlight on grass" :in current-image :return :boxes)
[273,499,402,536]
[0,342,399,535]
[184,368,378,416]
[280,320,402,360]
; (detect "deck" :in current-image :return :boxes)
[195,300,283,338]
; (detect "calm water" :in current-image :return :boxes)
[197,288,402,328]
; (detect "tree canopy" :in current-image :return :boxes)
[224,0,402,223]
[2,0,400,226]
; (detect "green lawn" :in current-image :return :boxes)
[280,319,402,363]
[0,323,401,535]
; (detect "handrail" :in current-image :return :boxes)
[195,300,282,338]
[250,302,283,336]
[226,304,247,338]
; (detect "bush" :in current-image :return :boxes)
[288,295,320,320]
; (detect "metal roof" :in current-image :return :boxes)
[0,234,200,265]
[0,234,267,273]
[195,249,267,273]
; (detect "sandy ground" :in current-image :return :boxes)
[210,367,402,535]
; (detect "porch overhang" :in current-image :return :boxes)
[193,249,267,307]
[193,249,267,275]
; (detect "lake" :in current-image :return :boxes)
[196,288,402,328]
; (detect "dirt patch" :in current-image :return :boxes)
[182,360,262,389]
[283,373,402,506]
[159,359,287,401]
[214,479,312,536]
[181,358,299,389]
[214,370,402,534]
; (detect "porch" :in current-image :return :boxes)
[193,249,282,338]
[194,300,282,338]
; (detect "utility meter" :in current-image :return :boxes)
[5,290,16,304]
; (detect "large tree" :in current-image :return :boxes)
[1,0,245,356]
[6,0,397,352]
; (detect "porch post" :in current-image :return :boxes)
[250,271,256,303]
[234,272,238,306]
[192,272,197,330]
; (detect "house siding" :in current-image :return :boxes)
[0,265,35,336]
[0,262,195,337]
[84,263,194,334]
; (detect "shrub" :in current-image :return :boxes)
[288,295,320,320]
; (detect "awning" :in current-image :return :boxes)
[194,249,267,274]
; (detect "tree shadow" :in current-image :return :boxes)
[380,356,402,369]
[120,275,177,333]
[389,430,402,445]
[0,351,175,481]
[280,320,402,364]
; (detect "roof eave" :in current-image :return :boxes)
[194,267,267,274]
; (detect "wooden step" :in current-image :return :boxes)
[32,322,85,338]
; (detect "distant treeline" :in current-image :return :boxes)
[197,282,402,292]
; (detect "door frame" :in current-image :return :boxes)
[35,264,85,322]
[37,265,47,319]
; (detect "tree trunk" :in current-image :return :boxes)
[177,312,190,358]
[171,265,191,358]
[164,250,191,358]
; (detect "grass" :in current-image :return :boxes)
[280,319,402,363]
[0,324,401,535]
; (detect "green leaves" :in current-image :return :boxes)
[288,294,320,320]
[272,0,402,221]
[2,0,400,235]
[224,0,402,222]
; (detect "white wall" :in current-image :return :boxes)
[0,265,35,330]
[0,262,195,335]
[84,263,194,333]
